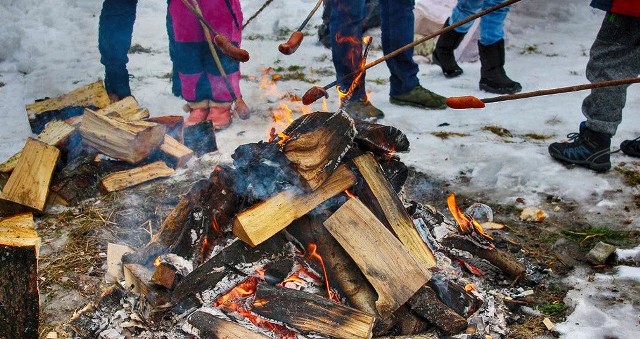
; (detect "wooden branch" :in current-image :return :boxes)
[233,165,356,247]
[99,161,175,193]
[0,213,40,339]
[323,198,431,318]
[185,310,270,339]
[252,283,375,339]
[353,153,436,268]
[0,138,60,215]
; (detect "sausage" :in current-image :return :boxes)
[213,34,250,62]
[278,31,304,55]
[445,96,486,109]
[302,86,329,105]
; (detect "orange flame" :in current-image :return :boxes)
[465,283,478,293]
[336,36,372,101]
[153,256,161,267]
[344,189,356,199]
[446,194,493,240]
[277,131,290,146]
[306,243,340,302]
[211,215,222,237]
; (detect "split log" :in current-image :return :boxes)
[233,165,356,247]
[25,80,111,133]
[99,161,175,193]
[280,111,355,191]
[145,116,185,143]
[66,96,146,126]
[155,135,194,168]
[323,198,431,318]
[354,120,410,155]
[106,107,150,122]
[352,153,436,268]
[0,213,40,339]
[79,109,166,164]
[441,234,526,280]
[185,309,270,339]
[0,138,60,216]
[253,283,375,339]
[123,263,171,308]
[183,121,217,156]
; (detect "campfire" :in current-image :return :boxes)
[0,80,534,339]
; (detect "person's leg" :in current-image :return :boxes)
[330,0,366,100]
[98,0,138,99]
[450,0,483,34]
[477,0,507,46]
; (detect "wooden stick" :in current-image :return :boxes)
[446,77,640,109]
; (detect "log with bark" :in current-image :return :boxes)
[98,161,175,193]
[354,119,410,155]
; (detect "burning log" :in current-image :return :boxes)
[352,153,437,268]
[99,161,175,193]
[323,197,431,318]
[25,80,111,133]
[406,285,469,335]
[151,254,193,289]
[183,121,218,156]
[0,138,60,216]
[0,213,40,339]
[354,120,410,155]
[123,263,171,308]
[280,111,355,191]
[145,116,185,143]
[233,165,356,247]
[79,109,166,164]
[252,283,375,339]
[185,309,270,339]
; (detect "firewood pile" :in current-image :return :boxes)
[0,81,535,339]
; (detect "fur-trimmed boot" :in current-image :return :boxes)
[432,18,466,78]
[478,39,522,94]
[183,100,209,126]
[207,102,232,130]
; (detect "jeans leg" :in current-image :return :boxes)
[450,0,483,34]
[478,0,509,45]
[330,0,366,100]
[583,14,640,136]
[98,0,138,98]
[380,0,419,96]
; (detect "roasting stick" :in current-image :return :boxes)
[278,0,324,55]
[301,0,524,105]
[446,77,640,109]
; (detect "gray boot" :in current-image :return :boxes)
[478,39,522,94]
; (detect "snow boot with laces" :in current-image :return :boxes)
[548,124,612,172]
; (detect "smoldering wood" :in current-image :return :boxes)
[151,262,179,289]
[441,234,527,280]
[232,165,356,247]
[146,115,185,143]
[183,121,217,156]
[123,263,171,308]
[323,198,431,319]
[354,119,410,155]
[280,111,356,191]
[352,153,437,268]
[98,161,175,193]
[406,285,469,335]
[185,310,271,339]
[252,283,375,339]
[25,80,111,133]
[427,276,483,318]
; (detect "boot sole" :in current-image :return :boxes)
[389,97,447,110]
[549,152,611,172]
[479,82,522,95]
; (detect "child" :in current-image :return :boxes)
[167,0,249,129]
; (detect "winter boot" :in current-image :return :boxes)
[389,85,447,109]
[478,39,522,94]
[184,100,209,126]
[620,136,640,158]
[207,102,232,130]
[548,126,612,172]
[340,98,384,121]
[432,18,466,78]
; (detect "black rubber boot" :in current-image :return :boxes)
[478,39,522,94]
[433,18,466,78]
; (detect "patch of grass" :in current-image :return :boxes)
[245,34,266,40]
[614,163,640,187]
[367,78,388,85]
[524,133,553,141]
[482,125,513,137]
[159,72,172,79]
[539,302,568,316]
[521,44,540,55]
[128,44,153,54]
[314,55,331,62]
[310,66,335,77]
[431,131,469,139]
[266,65,317,83]
[277,27,293,39]
[562,226,639,247]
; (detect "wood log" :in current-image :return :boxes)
[123,263,171,308]
[281,111,355,191]
[352,153,436,268]
[0,213,40,339]
[233,165,356,247]
[79,109,166,164]
[253,283,375,339]
[25,80,111,133]
[96,96,141,118]
[183,121,217,156]
[155,135,194,168]
[99,161,174,193]
[146,116,185,143]
[0,138,60,216]
[354,120,410,155]
[106,107,150,122]
[323,198,431,318]
[406,285,469,334]
[441,234,526,280]
[185,309,270,339]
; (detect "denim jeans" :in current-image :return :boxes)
[450,0,510,46]
[330,0,419,99]
[98,0,138,98]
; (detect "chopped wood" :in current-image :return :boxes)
[323,198,431,318]
[183,121,217,156]
[543,317,555,331]
[0,152,21,174]
[253,283,375,339]
[25,80,110,133]
[106,107,150,122]
[106,243,134,284]
[151,262,179,289]
[79,109,165,164]
[406,285,469,334]
[95,96,140,118]
[233,165,356,247]
[185,309,270,339]
[123,263,171,308]
[146,116,185,143]
[0,138,60,215]
[156,135,194,168]
[352,153,437,268]
[99,161,174,193]
[49,150,103,206]
[281,111,355,191]
[0,213,40,339]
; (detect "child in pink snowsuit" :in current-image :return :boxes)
[167,0,248,129]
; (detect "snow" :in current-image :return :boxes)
[0,0,638,337]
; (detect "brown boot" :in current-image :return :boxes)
[184,100,209,126]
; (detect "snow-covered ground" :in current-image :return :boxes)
[1,0,638,337]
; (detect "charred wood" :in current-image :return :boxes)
[183,121,217,156]
[354,119,410,155]
[406,285,469,335]
[185,310,270,339]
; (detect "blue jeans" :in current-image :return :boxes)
[98,0,138,98]
[450,0,510,46]
[330,0,419,99]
